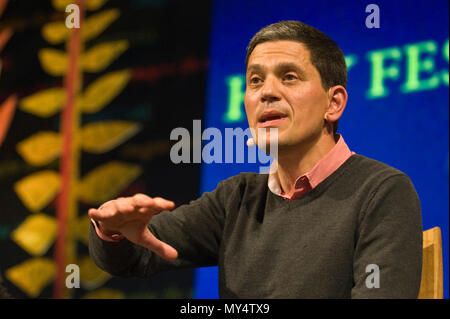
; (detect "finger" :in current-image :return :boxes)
[151,197,175,212]
[98,200,116,210]
[131,193,153,208]
[88,208,104,221]
[89,199,122,222]
[132,194,175,214]
[115,197,136,214]
[137,228,178,260]
[88,208,97,219]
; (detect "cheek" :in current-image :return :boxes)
[289,91,325,128]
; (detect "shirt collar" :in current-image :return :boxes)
[268,134,355,199]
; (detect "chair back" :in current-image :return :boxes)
[418,227,443,299]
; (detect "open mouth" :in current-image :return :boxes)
[260,115,286,123]
[258,110,288,127]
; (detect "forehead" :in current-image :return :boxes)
[247,40,312,69]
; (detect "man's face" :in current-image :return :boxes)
[244,40,330,152]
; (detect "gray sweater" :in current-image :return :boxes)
[89,154,423,298]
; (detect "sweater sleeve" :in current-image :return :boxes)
[89,176,234,278]
[351,174,423,298]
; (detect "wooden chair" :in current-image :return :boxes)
[418,227,443,299]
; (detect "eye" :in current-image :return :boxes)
[283,73,298,81]
[249,76,262,85]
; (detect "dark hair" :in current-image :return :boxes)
[245,20,347,134]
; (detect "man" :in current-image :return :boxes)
[89,21,422,298]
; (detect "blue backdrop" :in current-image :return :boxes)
[195,0,449,298]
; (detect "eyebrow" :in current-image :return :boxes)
[246,64,264,74]
[246,62,306,77]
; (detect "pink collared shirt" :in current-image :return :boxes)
[268,134,355,200]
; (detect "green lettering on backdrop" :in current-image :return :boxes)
[401,41,440,93]
[345,55,358,71]
[442,38,449,86]
[224,75,245,123]
[366,47,402,99]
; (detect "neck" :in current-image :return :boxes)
[275,132,337,196]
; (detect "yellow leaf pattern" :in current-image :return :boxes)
[8,0,140,299]
[11,213,58,256]
[5,258,55,298]
[81,121,141,153]
[78,161,142,205]
[14,170,61,212]
[82,9,120,42]
[19,88,65,118]
[16,131,61,166]
[81,40,129,73]
[78,69,130,113]
[38,48,68,76]
[41,21,70,45]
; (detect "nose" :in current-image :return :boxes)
[260,75,281,104]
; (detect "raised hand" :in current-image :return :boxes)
[88,194,178,261]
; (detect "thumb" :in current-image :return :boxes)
[137,227,179,261]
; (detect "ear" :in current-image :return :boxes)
[325,85,347,123]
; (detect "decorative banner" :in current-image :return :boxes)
[1,0,207,299]
[5,0,138,298]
